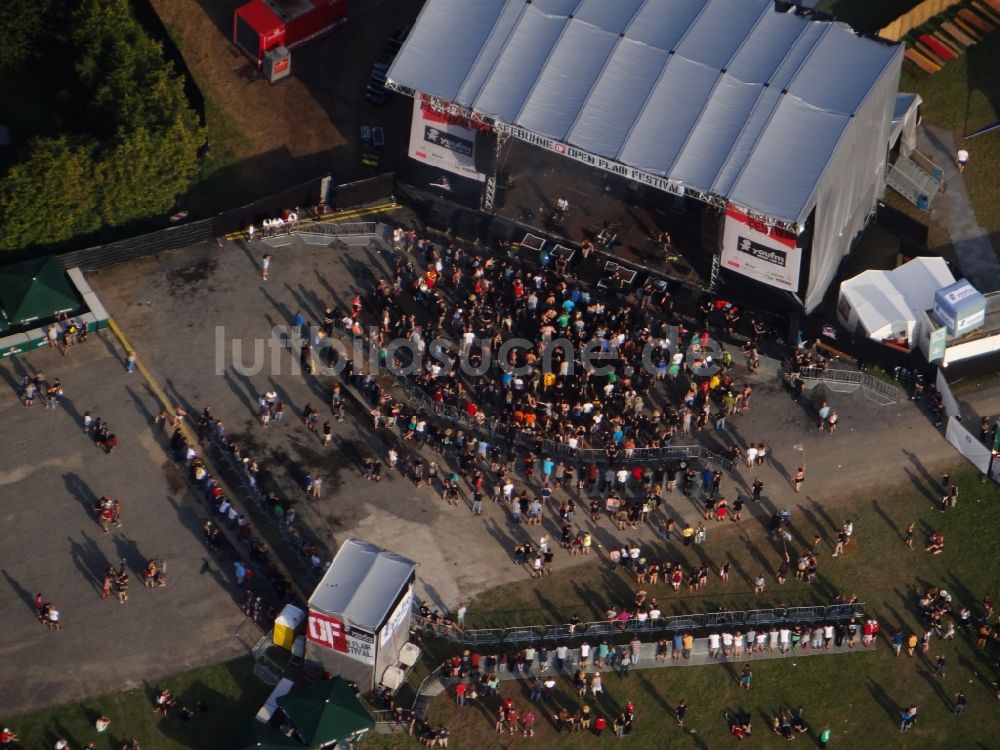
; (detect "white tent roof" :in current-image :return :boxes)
[388,0,900,223]
[891,255,953,308]
[842,270,913,336]
[309,538,416,630]
[841,256,955,337]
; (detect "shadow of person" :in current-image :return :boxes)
[1,568,36,612]
[866,677,900,724]
[67,533,110,592]
[63,471,100,519]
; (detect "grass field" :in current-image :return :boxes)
[901,32,1000,251]
[359,463,1000,749]
[818,0,1000,258]
[2,658,270,750]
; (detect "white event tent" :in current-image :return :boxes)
[837,256,954,345]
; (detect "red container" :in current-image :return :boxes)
[234,0,347,69]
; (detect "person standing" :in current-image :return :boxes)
[818,726,832,748]
[675,700,688,727]
[793,467,805,493]
[260,253,272,280]
[125,351,137,373]
[954,690,967,716]
[739,664,752,690]
[34,593,44,622]
[956,146,969,173]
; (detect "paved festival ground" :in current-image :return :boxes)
[0,339,247,715]
[87,226,998,613]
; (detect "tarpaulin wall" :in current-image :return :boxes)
[801,44,904,312]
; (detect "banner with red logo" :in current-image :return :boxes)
[307,610,348,651]
[307,610,377,664]
[720,205,801,291]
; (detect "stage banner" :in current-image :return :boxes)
[307,610,376,664]
[721,205,802,291]
[408,101,485,183]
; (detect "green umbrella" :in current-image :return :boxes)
[0,255,80,327]
[277,677,375,746]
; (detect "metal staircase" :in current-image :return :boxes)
[886,149,944,210]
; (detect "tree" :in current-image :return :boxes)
[0,138,99,252]
[0,0,52,69]
[0,0,206,252]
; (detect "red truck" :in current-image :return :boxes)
[233,0,347,73]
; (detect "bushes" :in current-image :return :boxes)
[0,0,204,252]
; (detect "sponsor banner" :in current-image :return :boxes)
[346,625,376,664]
[409,101,485,182]
[721,205,801,291]
[307,611,377,664]
[381,587,414,647]
[493,121,685,197]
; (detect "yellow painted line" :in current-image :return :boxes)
[224,200,399,241]
[106,316,309,603]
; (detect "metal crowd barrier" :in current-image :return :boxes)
[414,603,865,647]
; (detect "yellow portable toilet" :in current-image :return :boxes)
[272,604,306,650]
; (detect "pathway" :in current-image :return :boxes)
[917,123,1000,292]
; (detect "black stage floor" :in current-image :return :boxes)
[493,138,713,287]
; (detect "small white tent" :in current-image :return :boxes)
[838,256,953,345]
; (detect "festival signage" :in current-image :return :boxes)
[492,122,685,197]
[721,204,802,291]
[408,101,485,182]
[307,610,376,664]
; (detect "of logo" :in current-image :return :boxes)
[307,611,348,652]
[554,143,567,155]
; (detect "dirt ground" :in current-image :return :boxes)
[151,0,422,211]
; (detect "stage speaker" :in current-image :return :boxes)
[475,131,498,174]
[423,200,454,231]
[450,209,484,241]
[486,216,515,247]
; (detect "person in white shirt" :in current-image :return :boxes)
[722,631,734,657]
[779,627,791,653]
[755,630,768,652]
[956,147,969,172]
[708,632,721,659]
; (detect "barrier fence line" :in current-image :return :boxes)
[412,603,865,647]
[225,202,399,241]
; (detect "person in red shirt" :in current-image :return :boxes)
[594,715,607,735]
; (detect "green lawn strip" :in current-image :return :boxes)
[902,33,1000,250]
[400,647,988,749]
[362,464,1000,747]
[3,657,270,750]
[462,465,999,631]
